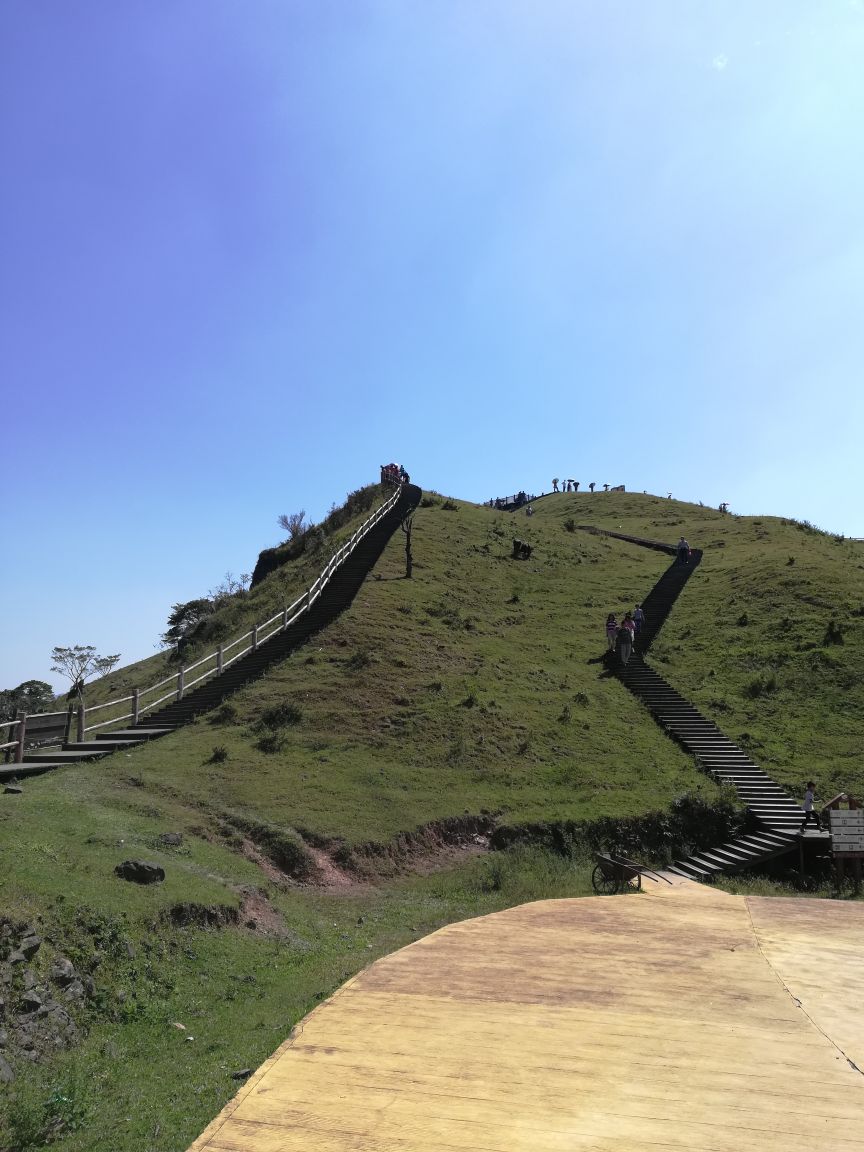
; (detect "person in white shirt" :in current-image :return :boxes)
[801,781,821,831]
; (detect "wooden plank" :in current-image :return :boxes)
[188,886,864,1152]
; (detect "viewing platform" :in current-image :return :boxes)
[189,878,864,1151]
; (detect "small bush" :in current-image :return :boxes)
[208,745,229,764]
[743,673,777,699]
[737,612,749,626]
[462,690,478,708]
[563,518,576,533]
[441,499,458,511]
[573,691,590,707]
[787,556,796,566]
[824,619,844,646]
[559,704,572,723]
[260,702,303,728]
[347,649,371,670]
[257,732,286,754]
[209,703,238,726]
[420,496,438,507]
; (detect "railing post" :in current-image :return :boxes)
[305,587,311,609]
[252,624,259,652]
[177,669,185,701]
[132,688,140,726]
[14,711,26,763]
[76,703,85,743]
[64,703,74,744]
[217,645,224,674]
[282,606,288,630]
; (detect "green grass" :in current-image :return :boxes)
[1,849,592,1152]
[541,491,864,801]
[3,484,862,1150]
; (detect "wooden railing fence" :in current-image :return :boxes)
[4,483,404,762]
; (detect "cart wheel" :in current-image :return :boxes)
[592,864,619,895]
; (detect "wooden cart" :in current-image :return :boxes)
[591,852,671,895]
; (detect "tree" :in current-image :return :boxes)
[0,680,55,721]
[277,511,307,540]
[50,646,121,701]
[160,599,215,648]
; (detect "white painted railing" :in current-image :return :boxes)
[4,483,405,762]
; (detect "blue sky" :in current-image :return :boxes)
[3,1,864,691]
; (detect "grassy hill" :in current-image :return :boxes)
[541,492,864,801]
[2,485,862,1152]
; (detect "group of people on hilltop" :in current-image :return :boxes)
[380,463,409,485]
[551,479,607,492]
[605,606,646,666]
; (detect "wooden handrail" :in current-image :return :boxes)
[20,481,405,736]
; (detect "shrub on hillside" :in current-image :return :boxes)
[824,619,844,646]
[260,702,303,728]
[441,499,458,511]
[490,791,745,866]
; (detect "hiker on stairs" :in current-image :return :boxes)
[676,536,690,564]
[633,604,646,636]
[615,619,633,666]
[801,781,822,831]
[605,613,618,652]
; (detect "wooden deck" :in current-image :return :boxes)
[189,878,864,1151]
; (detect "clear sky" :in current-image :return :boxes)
[3,1,864,692]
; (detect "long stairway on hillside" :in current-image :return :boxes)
[9,484,420,778]
[582,528,806,881]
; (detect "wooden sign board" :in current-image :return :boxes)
[829,809,864,853]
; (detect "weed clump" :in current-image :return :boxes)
[563,518,576,533]
[257,733,285,754]
[824,619,844,646]
[209,703,238,726]
[441,499,458,511]
[208,746,229,764]
[744,673,777,699]
[260,702,303,728]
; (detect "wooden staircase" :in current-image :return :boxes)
[582,528,804,881]
[6,484,420,779]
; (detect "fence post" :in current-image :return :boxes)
[217,645,224,675]
[252,625,259,652]
[14,711,26,763]
[132,688,140,726]
[64,703,75,744]
[305,587,311,609]
[177,669,185,701]
[76,704,85,743]
[282,606,288,630]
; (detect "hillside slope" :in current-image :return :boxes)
[3,485,862,1152]
[543,491,864,801]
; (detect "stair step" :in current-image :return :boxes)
[24,749,113,763]
[683,854,723,875]
[63,740,143,752]
[98,729,173,740]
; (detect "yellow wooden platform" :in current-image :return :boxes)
[189,879,864,1151]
